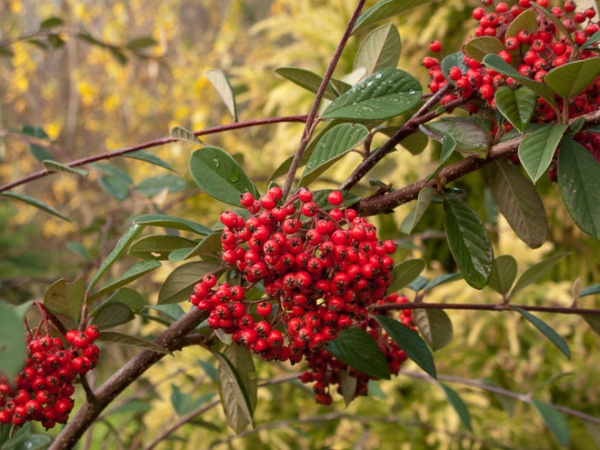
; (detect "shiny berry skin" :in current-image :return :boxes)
[327,191,343,206]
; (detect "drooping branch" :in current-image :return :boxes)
[0,115,308,194]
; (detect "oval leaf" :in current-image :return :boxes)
[443,194,494,289]
[488,160,548,248]
[205,69,238,122]
[511,252,568,296]
[487,255,518,296]
[44,278,84,324]
[352,0,439,33]
[376,315,437,378]
[158,260,222,304]
[401,185,436,234]
[189,146,258,206]
[506,8,537,38]
[1,192,70,222]
[97,331,171,354]
[354,24,401,75]
[321,68,422,120]
[274,67,348,100]
[558,138,600,240]
[514,307,571,359]
[88,259,161,301]
[103,288,144,313]
[387,259,426,294]
[464,36,504,62]
[325,327,391,380]
[413,309,453,351]
[133,214,212,235]
[169,232,222,262]
[125,150,175,172]
[519,124,567,183]
[545,57,600,99]
[581,284,600,298]
[427,118,491,158]
[439,383,473,431]
[91,302,134,330]
[129,235,198,260]
[0,303,26,380]
[530,398,570,446]
[494,86,537,133]
[300,123,369,187]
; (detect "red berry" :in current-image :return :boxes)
[327,191,343,206]
[429,40,442,53]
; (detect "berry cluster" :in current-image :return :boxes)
[301,293,415,405]
[423,0,600,171]
[0,325,100,428]
[190,188,398,399]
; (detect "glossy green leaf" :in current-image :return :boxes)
[300,123,369,187]
[89,259,161,301]
[86,224,144,296]
[91,302,135,329]
[354,24,401,75]
[215,347,256,433]
[134,174,188,197]
[401,186,435,234]
[325,327,391,380]
[580,284,600,297]
[376,315,437,378]
[42,160,88,177]
[44,278,84,324]
[427,118,491,158]
[558,139,600,240]
[494,86,538,133]
[464,36,504,62]
[1,191,70,221]
[511,253,568,296]
[352,0,438,33]
[158,260,221,304]
[546,59,600,99]
[387,259,426,293]
[125,150,175,172]
[530,398,570,446]
[514,307,571,359]
[98,175,130,201]
[274,67,350,100]
[97,331,171,354]
[487,255,518,296]
[189,146,258,206]
[483,54,557,108]
[0,302,26,380]
[129,235,197,260]
[519,124,567,183]
[133,214,212,235]
[126,36,157,50]
[321,68,422,120]
[489,160,548,248]
[506,8,537,38]
[169,232,222,262]
[413,309,453,351]
[205,69,238,122]
[170,126,203,145]
[439,383,473,431]
[443,194,493,289]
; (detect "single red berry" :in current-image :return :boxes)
[429,40,442,53]
[327,191,343,206]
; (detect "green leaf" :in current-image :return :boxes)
[408,275,428,292]
[424,273,462,292]
[511,253,568,296]
[494,86,538,133]
[214,347,256,433]
[581,284,600,297]
[1,429,53,450]
[558,138,600,240]
[514,307,571,359]
[170,126,204,145]
[519,124,567,183]
[148,304,185,322]
[125,150,175,172]
[126,36,157,50]
[582,314,600,337]
[440,52,468,85]
[443,194,494,289]
[1,191,70,222]
[158,260,221,304]
[483,54,557,109]
[134,174,188,197]
[413,309,453,351]
[133,214,212,235]
[42,160,88,177]
[387,259,426,294]
[205,69,238,122]
[325,327,391,380]
[506,8,537,38]
[400,186,435,234]
[352,0,439,33]
[354,24,401,76]
[427,118,490,158]
[169,232,222,262]
[0,302,26,380]
[47,34,64,49]
[439,383,473,431]
[92,163,133,183]
[300,123,369,187]
[464,36,504,62]
[98,175,130,201]
[339,369,359,407]
[86,224,144,296]
[530,398,570,446]
[40,17,64,29]
[547,59,600,100]
[91,302,134,329]
[170,385,214,416]
[189,146,258,206]
[89,259,161,301]
[488,160,548,248]
[129,235,198,260]
[376,315,437,378]
[274,67,350,101]
[102,288,145,312]
[487,255,518,296]
[97,331,171,354]
[109,47,128,65]
[44,278,84,324]
[321,68,422,120]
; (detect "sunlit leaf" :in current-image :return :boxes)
[206,69,238,122]
[354,24,401,75]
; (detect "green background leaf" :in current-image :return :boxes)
[205,69,238,122]
[0,302,26,380]
[413,309,453,351]
[1,191,70,221]
[514,307,571,359]
[531,398,570,446]
[439,383,473,431]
